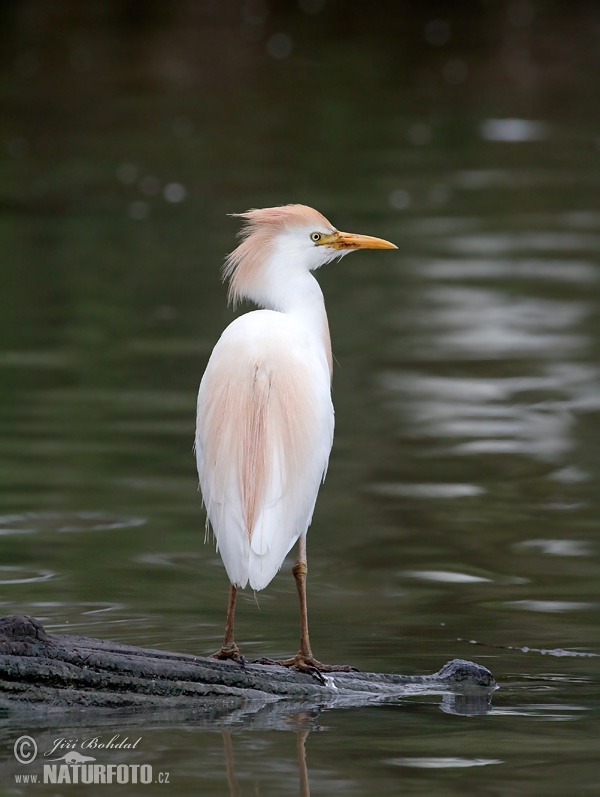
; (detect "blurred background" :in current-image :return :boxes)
[1,1,599,794]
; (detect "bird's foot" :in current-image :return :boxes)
[254,652,357,675]
[282,654,358,675]
[211,644,246,667]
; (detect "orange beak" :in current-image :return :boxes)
[320,230,397,251]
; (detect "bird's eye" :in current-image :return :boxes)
[310,232,322,243]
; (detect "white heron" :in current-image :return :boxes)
[195,204,396,672]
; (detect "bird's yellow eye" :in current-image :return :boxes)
[310,232,322,243]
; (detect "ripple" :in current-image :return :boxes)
[480,118,550,142]
[82,603,127,615]
[443,231,600,256]
[0,566,55,585]
[47,615,148,634]
[0,349,74,369]
[380,363,598,464]
[402,570,492,584]
[453,169,520,190]
[412,285,588,358]
[135,551,204,568]
[460,638,599,658]
[518,539,591,557]
[127,337,208,356]
[542,502,587,511]
[561,211,600,229]
[418,258,598,285]
[370,483,484,499]
[549,465,590,483]
[0,512,146,536]
[389,757,502,769]
[512,645,599,658]
[453,438,566,457]
[490,706,585,720]
[506,600,595,613]
[37,601,123,610]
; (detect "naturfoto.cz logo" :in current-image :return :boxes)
[13,734,170,786]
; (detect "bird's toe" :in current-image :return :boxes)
[255,652,358,674]
[211,644,244,666]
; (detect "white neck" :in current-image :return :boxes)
[245,238,333,378]
[246,236,326,313]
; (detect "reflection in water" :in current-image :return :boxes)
[222,716,514,795]
[222,733,241,797]
[518,539,591,557]
[421,257,597,284]
[439,692,494,717]
[297,732,310,797]
[480,117,549,142]
[389,755,502,768]
[506,600,594,613]
[380,213,600,475]
[381,367,586,461]
[489,705,589,719]
[413,285,587,358]
[371,483,484,498]
[402,570,491,584]
[382,258,598,463]
[222,728,313,797]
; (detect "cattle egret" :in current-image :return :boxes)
[195,204,396,672]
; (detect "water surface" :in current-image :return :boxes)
[1,2,599,794]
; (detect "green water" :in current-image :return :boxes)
[1,2,599,794]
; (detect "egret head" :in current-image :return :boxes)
[223,204,396,307]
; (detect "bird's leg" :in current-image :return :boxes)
[255,538,356,673]
[212,584,243,663]
[293,536,315,662]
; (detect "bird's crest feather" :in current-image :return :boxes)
[222,204,333,307]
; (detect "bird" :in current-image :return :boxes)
[195,204,396,672]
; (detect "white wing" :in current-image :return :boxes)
[195,310,334,591]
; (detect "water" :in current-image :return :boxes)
[1,2,599,794]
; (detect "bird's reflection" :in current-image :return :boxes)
[222,732,241,797]
[221,728,311,797]
[297,731,310,797]
[218,691,492,794]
